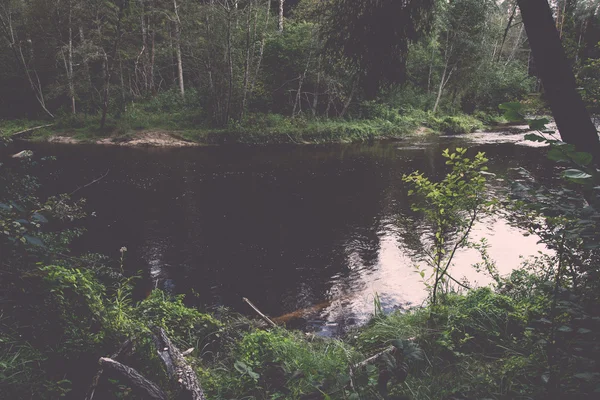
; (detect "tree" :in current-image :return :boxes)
[517,0,600,158]
[323,0,435,99]
[0,0,55,118]
[100,0,127,130]
[432,0,496,113]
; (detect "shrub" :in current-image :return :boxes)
[438,114,484,134]
[235,329,354,397]
[135,290,222,347]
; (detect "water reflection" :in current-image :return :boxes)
[19,131,555,335]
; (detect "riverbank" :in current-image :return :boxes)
[1,111,491,147]
[0,269,576,400]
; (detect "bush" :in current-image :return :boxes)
[135,290,222,347]
[234,329,355,398]
[437,114,484,134]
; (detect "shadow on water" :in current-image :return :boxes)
[15,132,557,335]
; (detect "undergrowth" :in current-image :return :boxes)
[2,95,500,145]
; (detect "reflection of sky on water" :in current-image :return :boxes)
[318,215,549,336]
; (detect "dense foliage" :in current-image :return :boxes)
[0,0,557,141]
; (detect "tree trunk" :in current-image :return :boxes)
[497,2,517,62]
[140,10,149,92]
[505,23,524,65]
[100,0,126,130]
[340,77,358,118]
[312,55,321,116]
[433,61,448,114]
[241,2,253,118]
[250,0,271,95]
[79,26,95,111]
[150,25,156,94]
[225,6,234,124]
[151,327,207,400]
[278,0,284,32]
[67,4,76,114]
[517,0,600,158]
[0,8,54,118]
[173,0,185,97]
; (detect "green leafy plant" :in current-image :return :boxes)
[403,148,494,305]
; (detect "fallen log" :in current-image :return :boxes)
[242,297,277,328]
[99,357,168,400]
[151,326,207,400]
[10,124,53,137]
[85,339,133,400]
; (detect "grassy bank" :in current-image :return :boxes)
[1,108,491,146]
[0,265,584,400]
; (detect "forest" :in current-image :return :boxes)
[0,0,596,142]
[2,0,600,400]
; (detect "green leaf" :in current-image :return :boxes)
[574,372,600,382]
[547,147,570,162]
[31,213,49,223]
[504,110,524,122]
[23,235,44,247]
[562,169,593,182]
[527,118,550,131]
[571,151,593,166]
[524,133,547,143]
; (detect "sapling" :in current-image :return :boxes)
[403,148,494,305]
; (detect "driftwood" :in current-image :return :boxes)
[11,150,33,159]
[10,124,54,137]
[85,339,133,400]
[242,297,277,328]
[99,358,168,400]
[151,326,207,400]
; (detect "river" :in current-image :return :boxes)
[16,130,556,336]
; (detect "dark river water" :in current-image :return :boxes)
[13,131,556,335]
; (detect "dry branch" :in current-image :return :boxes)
[85,339,133,400]
[69,169,110,196]
[99,357,168,400]
[242,297,277,328]
[10,124,54,137]
[151,326,207,400]
[353,346,395,369]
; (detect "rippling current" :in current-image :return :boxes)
[16,130,557,335]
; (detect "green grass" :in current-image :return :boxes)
[4,104,500,146]
[353,288,547,400]
[0,119,54,139]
